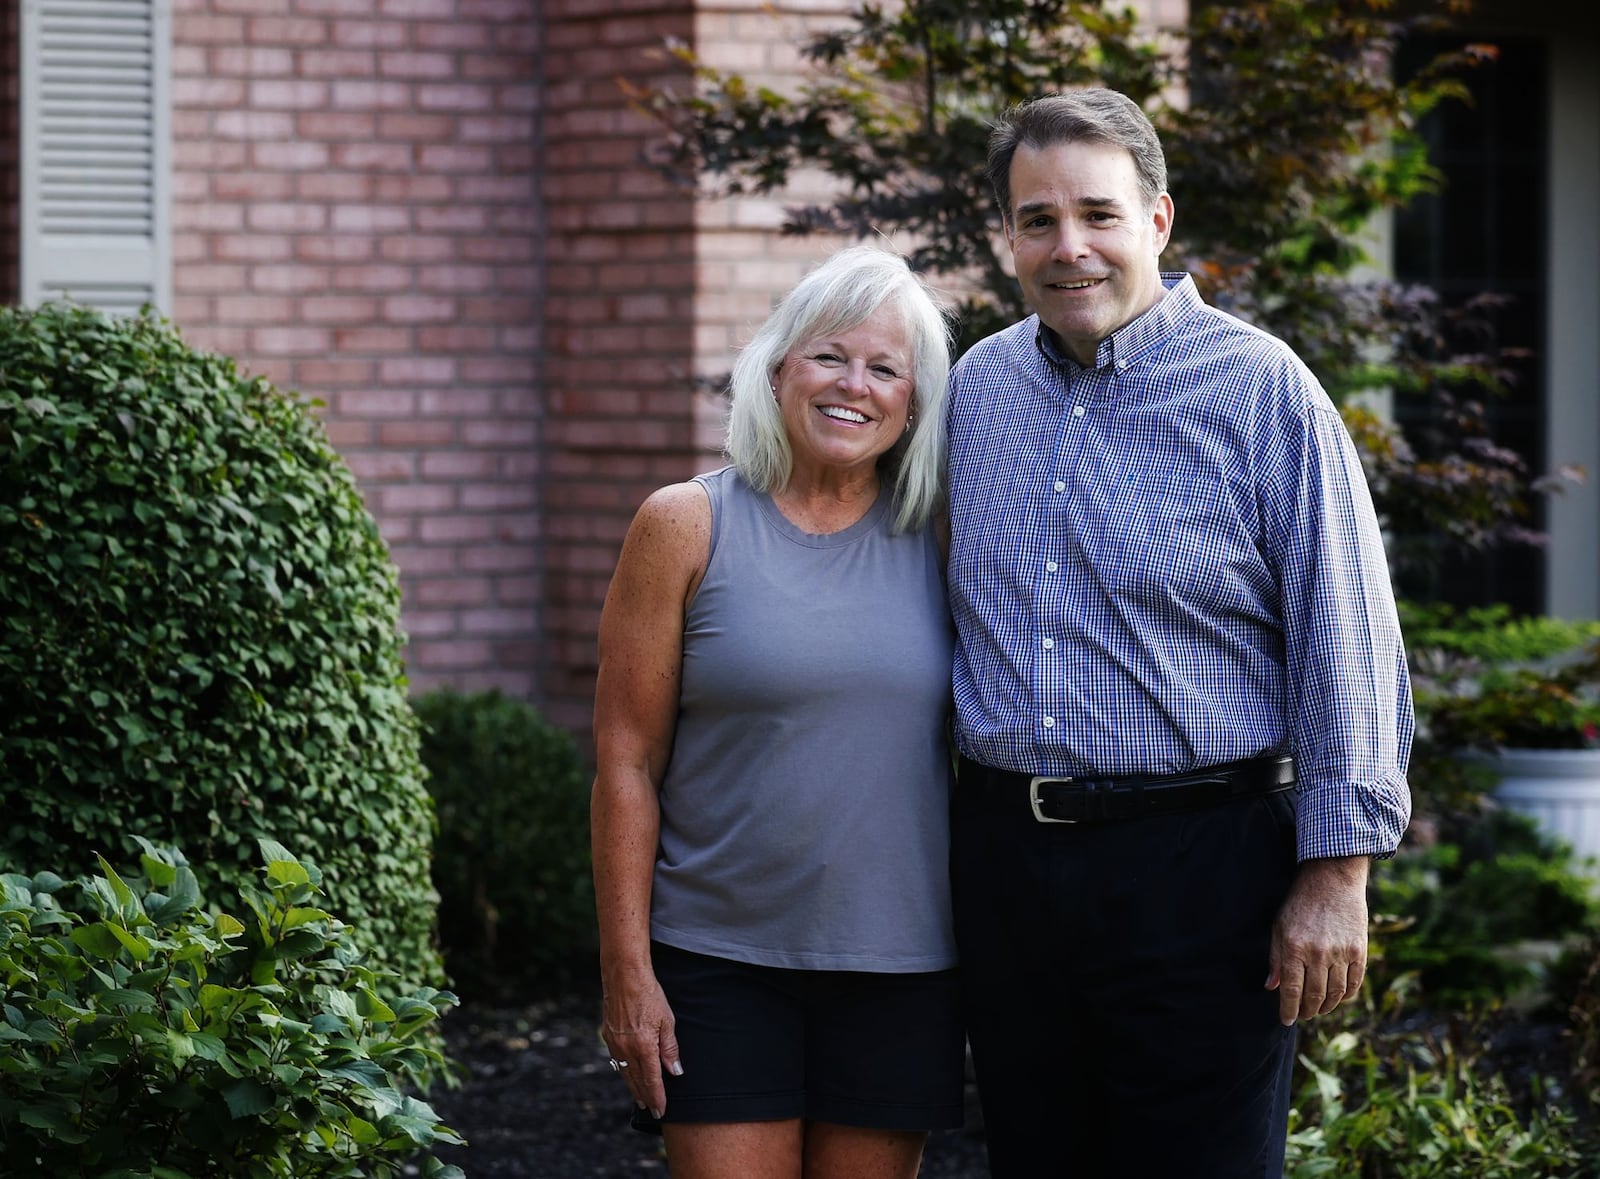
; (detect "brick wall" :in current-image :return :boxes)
[6,0,1189,746]
[538,0,699,735]
[168,0,547,701]
[691,1,855,454]
[0,4,17,305]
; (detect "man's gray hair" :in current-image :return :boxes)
[987,89,1168,230]
[725,244,953,533]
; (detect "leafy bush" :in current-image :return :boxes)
[1370,811,1599,1006]
[0,301,440,990]
[416,689,596,998]
[0,840,462,1177]
[1286,979,1590,1178]
[1401,603,1600,666]
[1407,603,1600,750]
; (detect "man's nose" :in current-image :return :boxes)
[1051,222,1089,261]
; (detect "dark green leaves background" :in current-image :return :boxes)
[0,302,441,993]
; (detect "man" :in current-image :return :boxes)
[946,89,1412,1177]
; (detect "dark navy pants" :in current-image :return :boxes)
[952,774,1300,1178]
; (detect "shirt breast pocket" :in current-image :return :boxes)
[1090,472,1243,606]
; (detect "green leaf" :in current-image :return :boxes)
[103,988,158,1011]
[222,1078,275,1119]
[70,923,125,960]
[165,1028,196,1065]
[140,853,178,888]
[104,922,152,961]
[213,913,245,938]
[257,837,299,868]
[187,1032,227,1062]
[94,855,140,923]
[280,906,330,931]
[355,989,396,1023]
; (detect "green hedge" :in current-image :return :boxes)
[0,840,461,1177]
[0,302,440,991]
[416,689,596,998]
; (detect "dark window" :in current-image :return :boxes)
[1392,36,1549,611]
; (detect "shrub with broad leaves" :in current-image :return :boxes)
[0,839,462,1178]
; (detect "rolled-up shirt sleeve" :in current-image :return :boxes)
[1257,368,1413,861]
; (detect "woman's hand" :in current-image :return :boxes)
[601,965,683,1118]
[589,482,710,1119]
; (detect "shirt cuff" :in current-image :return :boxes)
[1294,773,1412,862]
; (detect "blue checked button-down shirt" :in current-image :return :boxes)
[948,274,1413,861]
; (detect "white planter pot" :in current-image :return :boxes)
[1491,746,1600,868]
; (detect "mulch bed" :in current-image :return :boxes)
[418,987,1586,1175]
[421,989,991,1177]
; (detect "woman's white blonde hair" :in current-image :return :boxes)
[725,244,953,533]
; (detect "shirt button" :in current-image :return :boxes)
[1072,404,1085,417]
[1042,716,1055,729]
[1046,561,1058,573]
[1042,638,1054,650]
[1053,480,1066,493]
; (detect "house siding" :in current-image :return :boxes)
[0,4,16,306]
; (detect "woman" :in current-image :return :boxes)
[590,244,961,1179]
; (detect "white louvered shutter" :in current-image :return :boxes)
[19,0,172,315]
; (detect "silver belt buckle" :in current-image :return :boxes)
[1028,775,1078,823]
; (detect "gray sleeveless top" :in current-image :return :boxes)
[649,466,957,972]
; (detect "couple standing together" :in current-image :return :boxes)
[590,88,1413,1179]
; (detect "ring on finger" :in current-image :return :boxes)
[608,1057,629,1073]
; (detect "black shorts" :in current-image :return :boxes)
[632,940,964,1134]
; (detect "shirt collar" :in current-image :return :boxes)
[1034,272,1200,375]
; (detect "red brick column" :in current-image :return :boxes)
[540,0,699,735]
[169,0,546,700]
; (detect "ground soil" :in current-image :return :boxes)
[419,988,1585,1177]
[422,988,991,1177]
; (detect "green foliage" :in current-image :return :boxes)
[1404,603,1600,753]
[632,0,1168,349]
[1286,985,1587,1177]
[633,0,1558,568]
[1560,935,1600,1108]
[1370,810,1600,1006]
[1402,603,1600,665]
[0,301,441,992]
[1338,290,1574,577]
[415,689,596,999]
[0,840,462,1178]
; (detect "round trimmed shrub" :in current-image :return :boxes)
[416,688,596,998]
[0,301,441,990]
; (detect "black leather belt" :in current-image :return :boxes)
[958,754,1296,824]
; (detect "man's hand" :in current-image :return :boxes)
[1265,855,1370,1025]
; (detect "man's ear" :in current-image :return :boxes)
[1151,192,1175,254]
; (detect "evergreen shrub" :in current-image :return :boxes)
[416,689,596,998]
[1370,810,1599,1006]
[0,840,462,1178]
[0,302,441,991]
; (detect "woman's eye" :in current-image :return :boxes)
[814,353,842,364]
[872,366,899,379]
